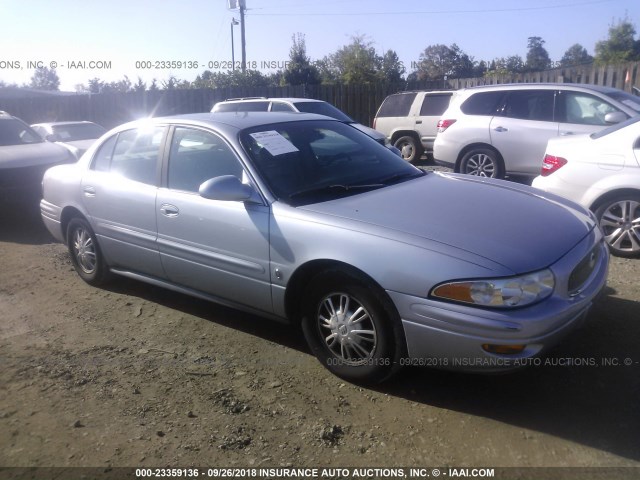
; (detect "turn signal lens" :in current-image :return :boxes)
[482,344,527,355]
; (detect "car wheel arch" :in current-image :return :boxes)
[390,130,419,145]
[455,143,504,172]
[284,259,394,325]
[60,207,88,243]
[590,188,640,213]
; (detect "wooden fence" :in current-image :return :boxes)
[1,62,639,130]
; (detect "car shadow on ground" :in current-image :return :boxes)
[0,196,54,245]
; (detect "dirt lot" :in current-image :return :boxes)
[1,195,639,475]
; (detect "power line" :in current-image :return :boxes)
[248,0,616,16]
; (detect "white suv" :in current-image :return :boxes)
[433,83,640,179]
[373,91,453,162]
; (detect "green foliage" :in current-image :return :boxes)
[30,67,60,91]
[415,43,475,80]
[525,37,551,71]
[284,33,320,85]
[594,19,640,64]
[560,44,594,66]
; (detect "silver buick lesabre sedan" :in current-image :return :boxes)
[40,112,608,383]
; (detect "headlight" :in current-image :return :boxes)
[431,269,555,308]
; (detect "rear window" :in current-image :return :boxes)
[376,93,417,117]
[460,91,505,115]
[419,93,452,116]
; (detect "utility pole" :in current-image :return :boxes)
[239,0,247,72]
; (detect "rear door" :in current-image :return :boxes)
[489,89,557,176]
[81,126,167,277]
[415,92,453,150]
[155,126,272,313]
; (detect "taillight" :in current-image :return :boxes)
[541,154,567,176]
[437,119,456,133]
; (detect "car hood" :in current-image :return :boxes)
[298,172,596,273]
[0,141,73,168]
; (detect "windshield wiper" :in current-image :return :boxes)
[288,183,384,200]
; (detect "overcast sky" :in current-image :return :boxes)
[1,0,638,90]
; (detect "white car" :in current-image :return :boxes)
[532,115,640,257]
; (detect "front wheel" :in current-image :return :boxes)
[66,217,110,285]
[394,135,423,163]
[459,148,504,179]
[594,195,640,258]
[301,270,404,384]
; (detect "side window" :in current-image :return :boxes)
[270,102,295,112]
[235,102,269,112]
[560,91,620,126]
[419,94,452,116]
[502,90,554,121]
[376,93,417,117]
[168,127,243,193]
[92,135,117,172]
[460,91,505,115]
[110,127,165,185]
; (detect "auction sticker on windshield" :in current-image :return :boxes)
[250,130,299,156]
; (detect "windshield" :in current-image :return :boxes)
[591,114,640,139]
[292,102,354,122]
[240,120,423,206]
[607,91,640,113]
[0,118,44,146]
[52,123,106,141]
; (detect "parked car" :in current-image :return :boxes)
[211,97,387,146]
[532,115,640,258]
[434,83,640,179]
[41,112,608,383]
[0,111,76,202]
[31,121,106,159]
[373,90,453,162]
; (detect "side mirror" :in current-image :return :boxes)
[199,175,261,203]
[604,111,627,124]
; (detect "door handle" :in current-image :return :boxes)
[493,126,508,132]
[160,204,179,217]
[83,186,96,197]
[415,120,422,124]
[560,131,575,136]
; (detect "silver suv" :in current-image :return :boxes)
[373,91,453,162]
[433,83,640,178]
[212,97,387,145]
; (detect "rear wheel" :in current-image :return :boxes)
[394,135,423,163]
[594,195,640,258]
[459,148,504,179]
[66,218,110,285]
[301,269,404,384]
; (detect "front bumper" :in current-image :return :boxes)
[388,232,609,372]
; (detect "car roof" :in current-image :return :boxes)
[119,112,337,132]
[220,97,325,104]
[31,121,100,127]
[459,83,623,94]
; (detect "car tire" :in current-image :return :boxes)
[301,269,405,384]
[594,194,640,258]
[66,217,110,285]
[394,135,423,163]
[459,148,504,179]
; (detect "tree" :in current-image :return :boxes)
[414,43,475,80]
[377,49,405,84]
[525,36,551,71]
[284,33,320,86]
[133,77,147,92]
[594,19,640,64]
[30,67,60,90]
[560,44,594,66]
[87,77,103,93]
[328,35,381,84]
